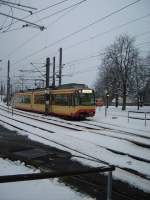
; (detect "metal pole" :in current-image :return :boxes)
[106,95,109,108]
[0,80,2,101]
[52,56,55,88]
[46,57,50,88]
[7,60,10,106]
[45,57,50,115]
[21,79,24,91]
[145,112,146,126]
[137,96,140,110]
[107,171,112,200]
[105,105,107,117]
[59,47,62,86]
[0,166,115,183]
[105,95,107,117]
[11,97,15,116]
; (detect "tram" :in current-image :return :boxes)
[14,83,96,119]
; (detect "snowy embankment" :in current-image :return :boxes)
[0,158,92,200]
[0,102,150,193]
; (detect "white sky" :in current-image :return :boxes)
[0,0,150,88]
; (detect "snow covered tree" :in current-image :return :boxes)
[95,34,143,110]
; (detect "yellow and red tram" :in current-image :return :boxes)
[14,84,96,119]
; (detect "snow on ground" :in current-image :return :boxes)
[0,158,93,200]
[0,102,150,193]
[93,106,150,132]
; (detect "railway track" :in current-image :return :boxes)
[85,118,150,136]
[0,125,144,200]
[1,104,150,149]
[0,106,150,181]
[0,106,150,199]
[1,105,150,163]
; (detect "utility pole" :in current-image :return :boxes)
[7,60,10,106]
[21,78,24,91]
[52,56,55,88]
[0,80,2,101]
[0,60,3,101]
[59,47,62,86]
[45,57,50,115]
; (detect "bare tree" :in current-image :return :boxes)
[95,34,141,110]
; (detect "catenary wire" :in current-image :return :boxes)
[14,11,150,67]
[0,5,14,32]
[11,0,143,66]
[0,0,75,32]
[135,29,150,38]
[5,0,87,57]
[17,28,150,76]
[33,0,87,24]
[63,12,150,52]
[136,41,150,46]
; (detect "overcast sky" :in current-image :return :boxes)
[0,0,150,89]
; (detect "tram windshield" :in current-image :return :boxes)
[79,90,95,106]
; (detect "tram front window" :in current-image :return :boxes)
[79,91,95,106]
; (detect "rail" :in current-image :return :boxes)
[0,165,115,200]
[128,111,150,126]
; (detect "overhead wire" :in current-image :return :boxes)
[0,11,45,31]
[63,12,150,52]
[135,30,150,38]
[15,19,150,75]
[1,4,34,14]
[0,0,37,10]
[64,52,103,65]
[0,0,73,32]
[2,26,25,33]
[36,12,150,65]
[31,0,74,15]
[63,30,150,75]
[0,4,14,32]
[11,0,143,66]
[34,0,87,23]
[63,64,100,78]
[6,0,87,57]
[136,41,150,46]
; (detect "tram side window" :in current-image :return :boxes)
[17,95,31,104]
[51,94,55,105]
[24,96,31,103]
[74,93,79,106]
[54,94,68,106]
[34,95,45,104]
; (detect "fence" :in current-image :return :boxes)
[0,165,115,200]
[128,111,150,126]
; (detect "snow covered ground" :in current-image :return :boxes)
[0,102,150,194]
[0,158,93,200]
[93,106,150,131]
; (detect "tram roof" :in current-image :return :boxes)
[15,83,94,95]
